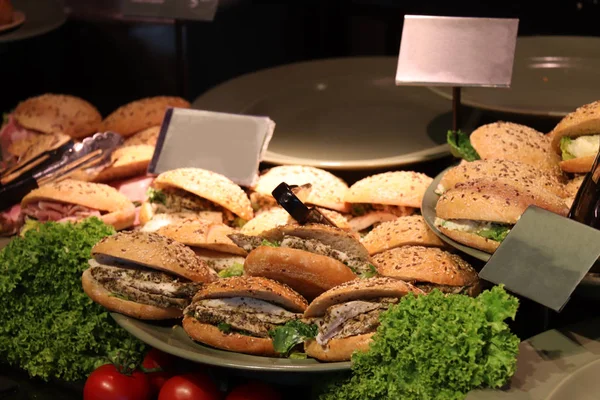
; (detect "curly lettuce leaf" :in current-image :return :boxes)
[269,320,318,356]
[477,226,511,242]
[318,286,519,400]
[217,262,244,278]
[448,130,480,161]
[560,137,576,160]
[147,188,166,205]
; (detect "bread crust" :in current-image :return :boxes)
[13,94,102,139]
[8,132,71,161]
[345,171,432,208]
[241,207,351,236]
[304,333,373,362]
[21,179,134,212]
[253,165,350,213]
[123,126,160,147]
[438,159,567,198]
[243,247,356,301]
[372,246,479,286]
[304,277,422,318]
[435,179,569,224]
[550,100,600,151]
[182,316,277,356]
[437,227,500,254]
[156,218,247,256]
[559,156,595,173]
[92,231,218,283]
[361,215,445,255]
[139,201,154,225]
[82,269,182,320]
[90,145,154,183]
[470,121,562,178]
[101,96,190,137]
[100,207,136,231]
[153,168,253,220]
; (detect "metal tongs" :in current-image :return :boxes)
[568,142,600,228]
[271,182,337,227]
[0,132,124,210]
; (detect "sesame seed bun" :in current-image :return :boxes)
[345,171,433,208]
[252,165,350,213]
[361,215,445,255]
[371,246,480,296]
[92,231,218,283]
[437,227,500,254]
[13,94,102,139]
[565,175,585,203]
[304,333,373,362]
[156,218,247,256]
[437,159,567,198]
[304,277,422,318]
[81,269,183,320]
[559,156,595,174]
[435,179,569,224]
[84,145,154,183]
[21,179,136,230]
[7,132,71,162]
[550,100,600,151]
[101,96,190,137]
[191,276,308,312]
[470,121,563,179]
[123,126,160,147]
[153,168,253,220]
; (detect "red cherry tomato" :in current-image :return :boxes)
[142,348,177,394]
[158,373,221,400]
[225,382,282,400]
[84,364,151,400]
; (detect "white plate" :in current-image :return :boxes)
[193,57,482,170]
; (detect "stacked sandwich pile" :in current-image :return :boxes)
[80,166,484,362]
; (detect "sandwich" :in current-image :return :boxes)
[303,277,424,362]
[240,206,352,236]
[1,94,101,167]
[436,159,567,198]
[0,0,13,25]
[20,179,136,231]
[182,276,308,356]
[250,165,350,213]
[100,96,190,137]
[72,126,160,183]
[1,132,71,179]
[551,100,600,173]
[229,223,373,300]
[140,167,254,229]
[82,231,218,320]
[153,218,247,274]
[450,122,563,179]
[434,179,569,253]
[372,246,481,296]
[345,171,432,233]
[361,215,445,255]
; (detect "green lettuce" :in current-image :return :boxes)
[147,188,166,204]
[269,320,318,356]
[477,226,511,242]
[261,239,280,247]
[560,137,576,160]
[217,262,244,278]
[447,130,480,161]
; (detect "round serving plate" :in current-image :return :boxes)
[193,57,482,170]
[0,11,25,34]
[111,313,352,373]
[428,36,600,118]
[421,167,600,294]
[0,0,65,43]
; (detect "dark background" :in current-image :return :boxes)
[2,0,600,115]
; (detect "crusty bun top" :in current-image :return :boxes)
[153,168,253,220]
[550,100,600,151]
[13,94,102,139]
[361,215,445,255]
[261,223,369,261]
[123,126,160,147]
[101,96,190,137]
[438,159,566,198]
[469,121,562,178]
[252,165,350,213]
[21,179,134,212]
[304,277,423,318]
[10,132,71,161]
[241,207,351,236]
[92,231,218,283]
[435,179,569,224]
[191,276,307,313]
[345,171,433,208]
[372,246,478,287]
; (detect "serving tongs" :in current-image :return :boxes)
[0,132,124,211]
[271,182,337,227]
[567,144,600,228]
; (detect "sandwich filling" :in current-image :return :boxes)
[315,298,398,346]
[22,201,104,223]
[147,187,245,227]
[228,233,373,275]
[88,258,201,309]
[185,297,302,338]
[434,217,511,243]
[560,135,599,161]
[349,204,414,233]
[0,114,41,169]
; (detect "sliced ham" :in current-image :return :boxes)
[0,115,40,164]
[21,201,102,223]
[109,176,155,203]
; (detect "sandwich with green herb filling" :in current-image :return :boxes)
[183,276,310,357]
